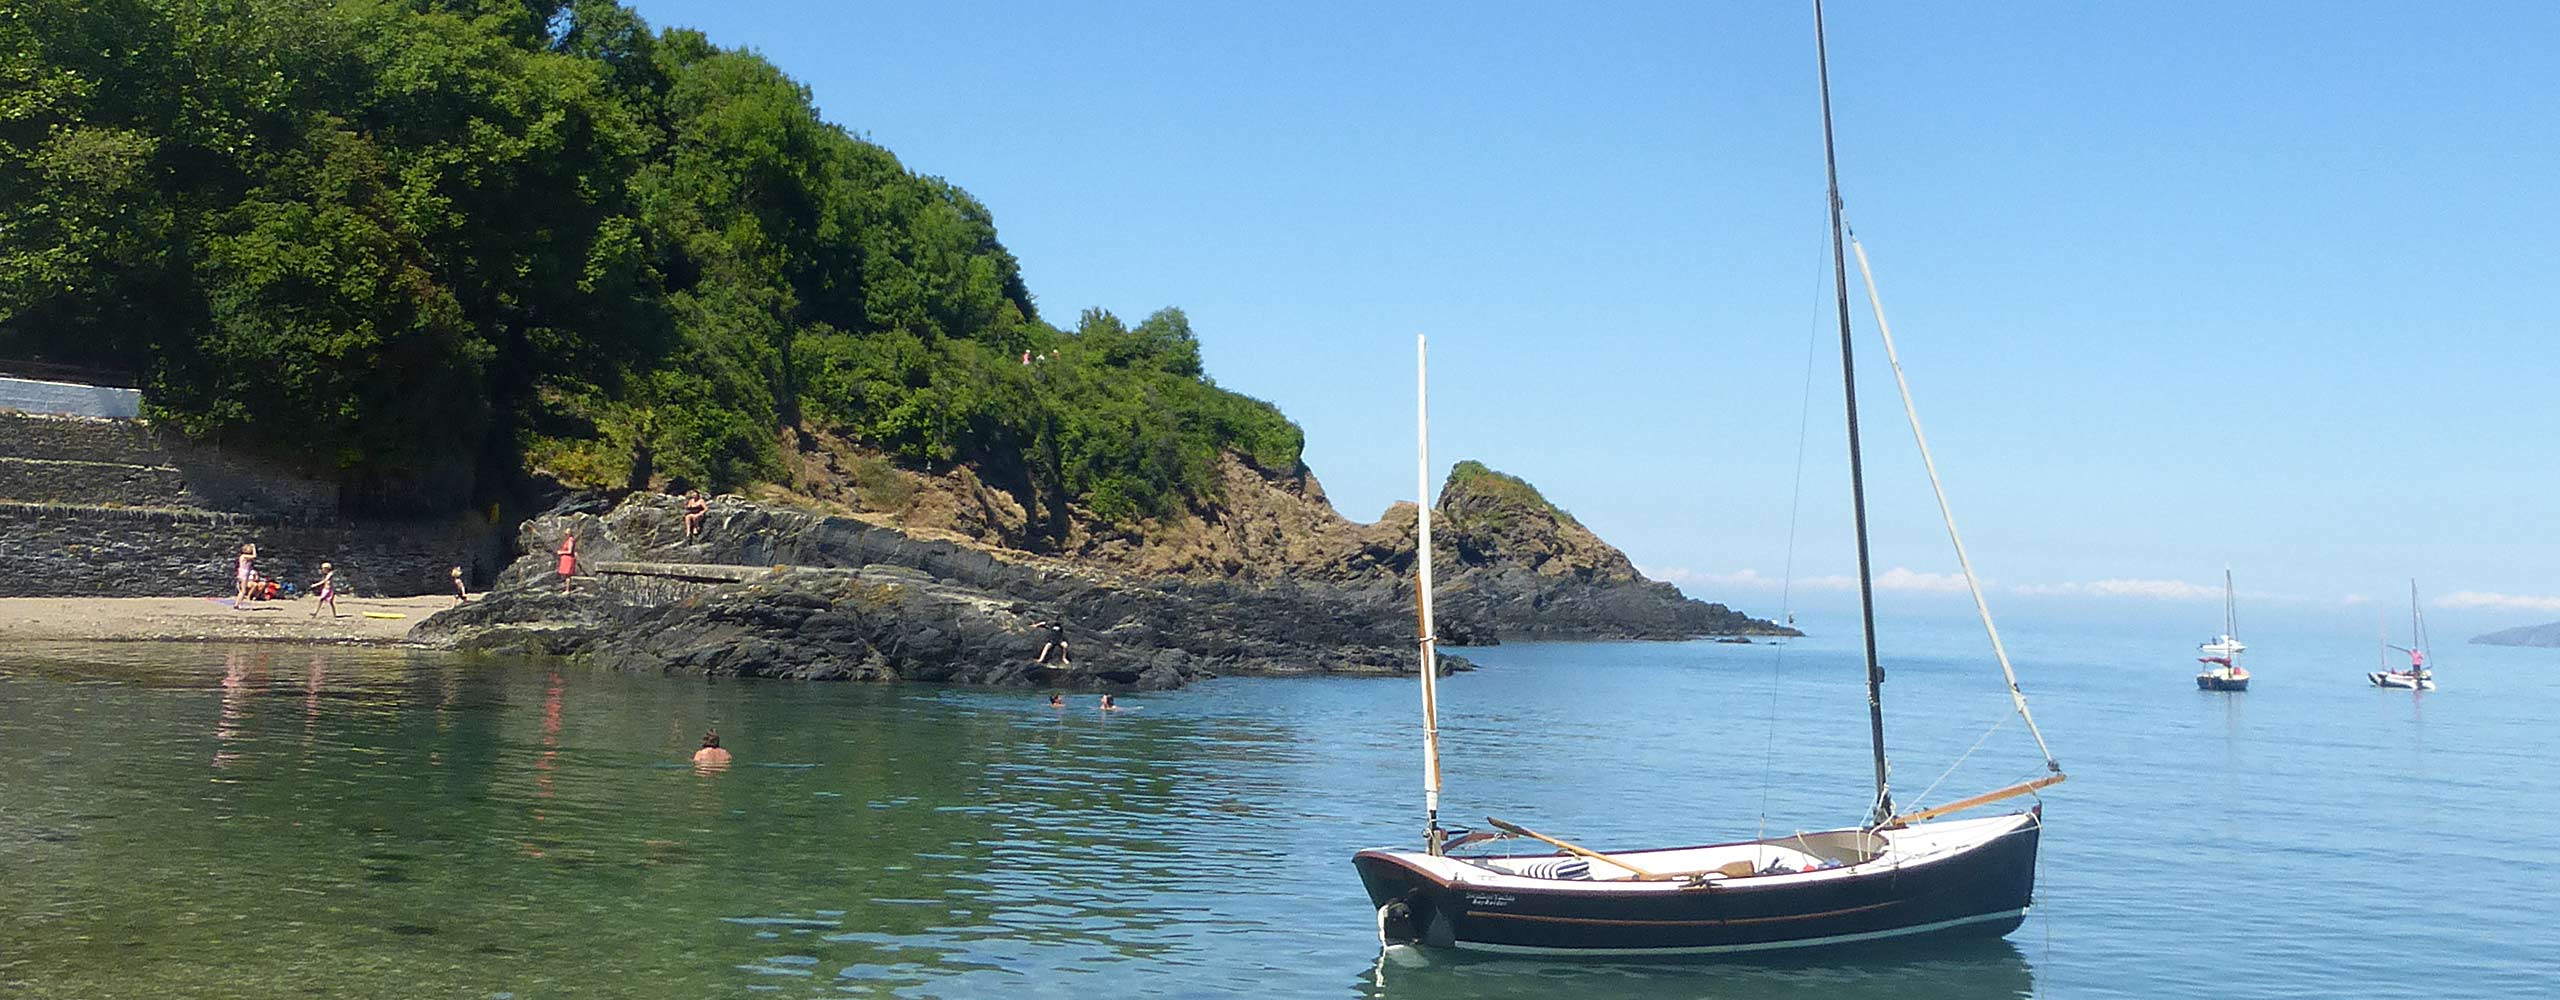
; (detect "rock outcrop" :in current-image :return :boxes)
[414,495,1466,688]
[415,456,1789,688]
[804,446,1788,643]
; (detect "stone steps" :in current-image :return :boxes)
[0,455,192,507]
[0,411,172,465]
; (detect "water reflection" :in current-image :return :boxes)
[212,649,256,770]
[12,636,2540,998]
[1357,937,2036,999]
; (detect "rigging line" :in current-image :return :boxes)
[1777,192,1831,625]
[1906,711,2013,812]
[1842,215,2060,773]
[1759,167,1835,843]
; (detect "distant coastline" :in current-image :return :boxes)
[2470,621,2560,648]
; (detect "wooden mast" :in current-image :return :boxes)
[1416,334,1446,856]
[1815,0,1894,826]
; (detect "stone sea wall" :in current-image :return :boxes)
[0,409,502,597]
[0,375,141,419]
[0,501,501,599]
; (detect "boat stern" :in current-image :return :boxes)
[1353,849,1461,948]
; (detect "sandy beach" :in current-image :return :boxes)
[0,594,465,645]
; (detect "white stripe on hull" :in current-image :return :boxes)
[1447,907,2029,957]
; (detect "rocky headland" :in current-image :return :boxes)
[2470,621,2560,648]
[414,457,1792,688]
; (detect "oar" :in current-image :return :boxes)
[1484,816,1669,881]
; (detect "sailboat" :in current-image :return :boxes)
[2369,580,2437,690]
[1353,4,2066,957]
[2194,570,2250,691]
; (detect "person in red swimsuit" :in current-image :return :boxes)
[555,533,578,593]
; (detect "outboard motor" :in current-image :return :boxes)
[1376,893,1455,949]
[1376,897,1421,946]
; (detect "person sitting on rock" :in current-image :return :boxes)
[1030,619,1070,667]
[692,731,732,771]
[682,491,710,540]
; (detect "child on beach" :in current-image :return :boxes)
[233,544,258,608]
[450,565,468,605]
[310,563,338,618]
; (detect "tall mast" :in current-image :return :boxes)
[2411,579,2430,672]
[2408,578,2422,672]
[1815,0,1893,826]
[1415,334,1446,855]
[2225,568,2238,649]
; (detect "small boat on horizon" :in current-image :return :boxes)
[2195,570,2249,692]
[2369,580,2437,691]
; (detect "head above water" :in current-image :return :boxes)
[700,731,720,749]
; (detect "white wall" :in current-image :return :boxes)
[0,376,142,419]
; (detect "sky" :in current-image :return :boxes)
[625,1,2560,637]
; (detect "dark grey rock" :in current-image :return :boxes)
[416,495,1477,689]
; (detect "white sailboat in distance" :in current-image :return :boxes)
[2370,580,2438,690]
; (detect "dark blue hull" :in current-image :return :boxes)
[1354,814,2040,957]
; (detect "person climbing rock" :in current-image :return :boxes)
[1030,618,1070,667]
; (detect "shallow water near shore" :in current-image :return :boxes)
[3,621,2554,998]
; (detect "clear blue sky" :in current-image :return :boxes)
[628,1,2560,635]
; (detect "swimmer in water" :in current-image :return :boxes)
[692,730,732,771]
[1099,694,1120,711]
[1047,693,1064,708]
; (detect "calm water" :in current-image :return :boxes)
[2,619,2554,999]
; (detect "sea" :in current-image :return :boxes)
[2,615,2553,999]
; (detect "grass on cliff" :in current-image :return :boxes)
[1443,460,1583,531]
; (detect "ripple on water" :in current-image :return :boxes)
[8,637,2559,998]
